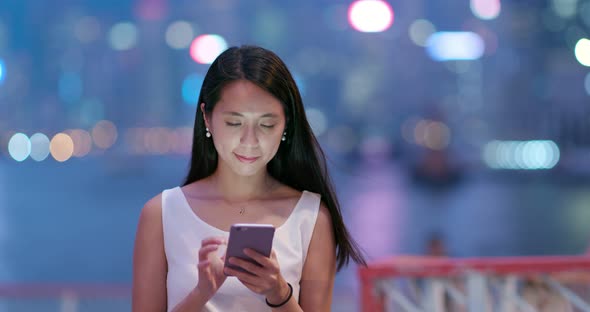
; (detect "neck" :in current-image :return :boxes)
[210,166,276,202]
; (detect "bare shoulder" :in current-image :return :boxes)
[140,192,163,222]
[315,201,332,229]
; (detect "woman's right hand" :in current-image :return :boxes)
[195,237,228,298]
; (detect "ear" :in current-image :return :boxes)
[200,103,210,128]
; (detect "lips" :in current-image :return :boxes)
[234,153,260,163]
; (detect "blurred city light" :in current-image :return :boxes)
[108,22,138,51]
[91,120,118,149]
[422,121,451,150]
[8,133,31,162]
[426,31,485,61]
[58,72,83,104]
[483,140,560,170]
[165,21,194,49]
[574,38,590,66]
[348,0,394,33]
[182,73,205,106]
[404,118,452,150]
[581,2,590,28]
[135,0,168,20]
[0,58,5,84]
[293,74,306,96]
[174,127,193,155]
[470,0,501,20]
[66,129,93,157]
[306,108,327,136]
[29,133,50,161]
[189,34,227,64]
[552,0,578,18]
[50,133,74,162]
[409,19,436,47]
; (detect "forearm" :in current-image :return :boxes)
[171,288,211,312]
[265,282,303,312]
[267,296,304,312]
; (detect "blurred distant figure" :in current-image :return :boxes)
[425,232,448,257]
[412,149,463,190]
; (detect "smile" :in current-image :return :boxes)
[234,153,260,163]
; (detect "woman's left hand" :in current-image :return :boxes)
[224,249,290,303]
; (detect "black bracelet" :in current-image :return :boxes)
[265,282,293,308]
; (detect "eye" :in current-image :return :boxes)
[225,122,241,127]
[261,124,275,129]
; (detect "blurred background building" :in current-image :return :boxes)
[1,0,590,310]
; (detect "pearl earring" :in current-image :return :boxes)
[282,131,286,141]
[205,128,211,138]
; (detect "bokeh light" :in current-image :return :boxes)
[182,73,205,105]
[426,32,485,61]
[108,22,138,51]
[29,133,51,161]
[581,2,590,28]
[470,0,501,20]
[293,74,306,96]
[165,21,194,49]
[125,127,194,155]
[584,72,590,95]
[423,122,451,150]
[409,19,436,47]
[173,127,193,154]
[8,133,31,162]
[58,72,83,104]
[574,38,590,66]
[483,140,560,170]
[0,58,5,85]
[66,129,93,157]
[91,120,118,149]
[50,133,74,162]
[306,108,327,136]
[552,0,578,18]
[348,0,394,33]
[135,0,167,20]
[189,34,227,64]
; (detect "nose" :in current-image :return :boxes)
[240,125,259,147]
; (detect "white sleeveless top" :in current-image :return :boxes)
[162,186,321,312]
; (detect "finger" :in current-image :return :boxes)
[229,257,264,276]
[201,237,224,247]
[243,249,273,267]
[224,267,259,285]
[238,279,262,293]
[198,244,219,260]
[197,259,211,269]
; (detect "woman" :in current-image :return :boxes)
[132,45,366,311]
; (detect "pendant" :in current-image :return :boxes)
[239,207,245,215]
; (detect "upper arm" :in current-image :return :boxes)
[132,194,168,312]
[299,202,337,311]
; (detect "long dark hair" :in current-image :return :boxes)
[183,45,366,270]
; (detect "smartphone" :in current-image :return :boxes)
[223,223,275,275]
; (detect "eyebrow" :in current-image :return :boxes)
[221,112,279,118]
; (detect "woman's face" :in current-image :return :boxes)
[202,80,286,177]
